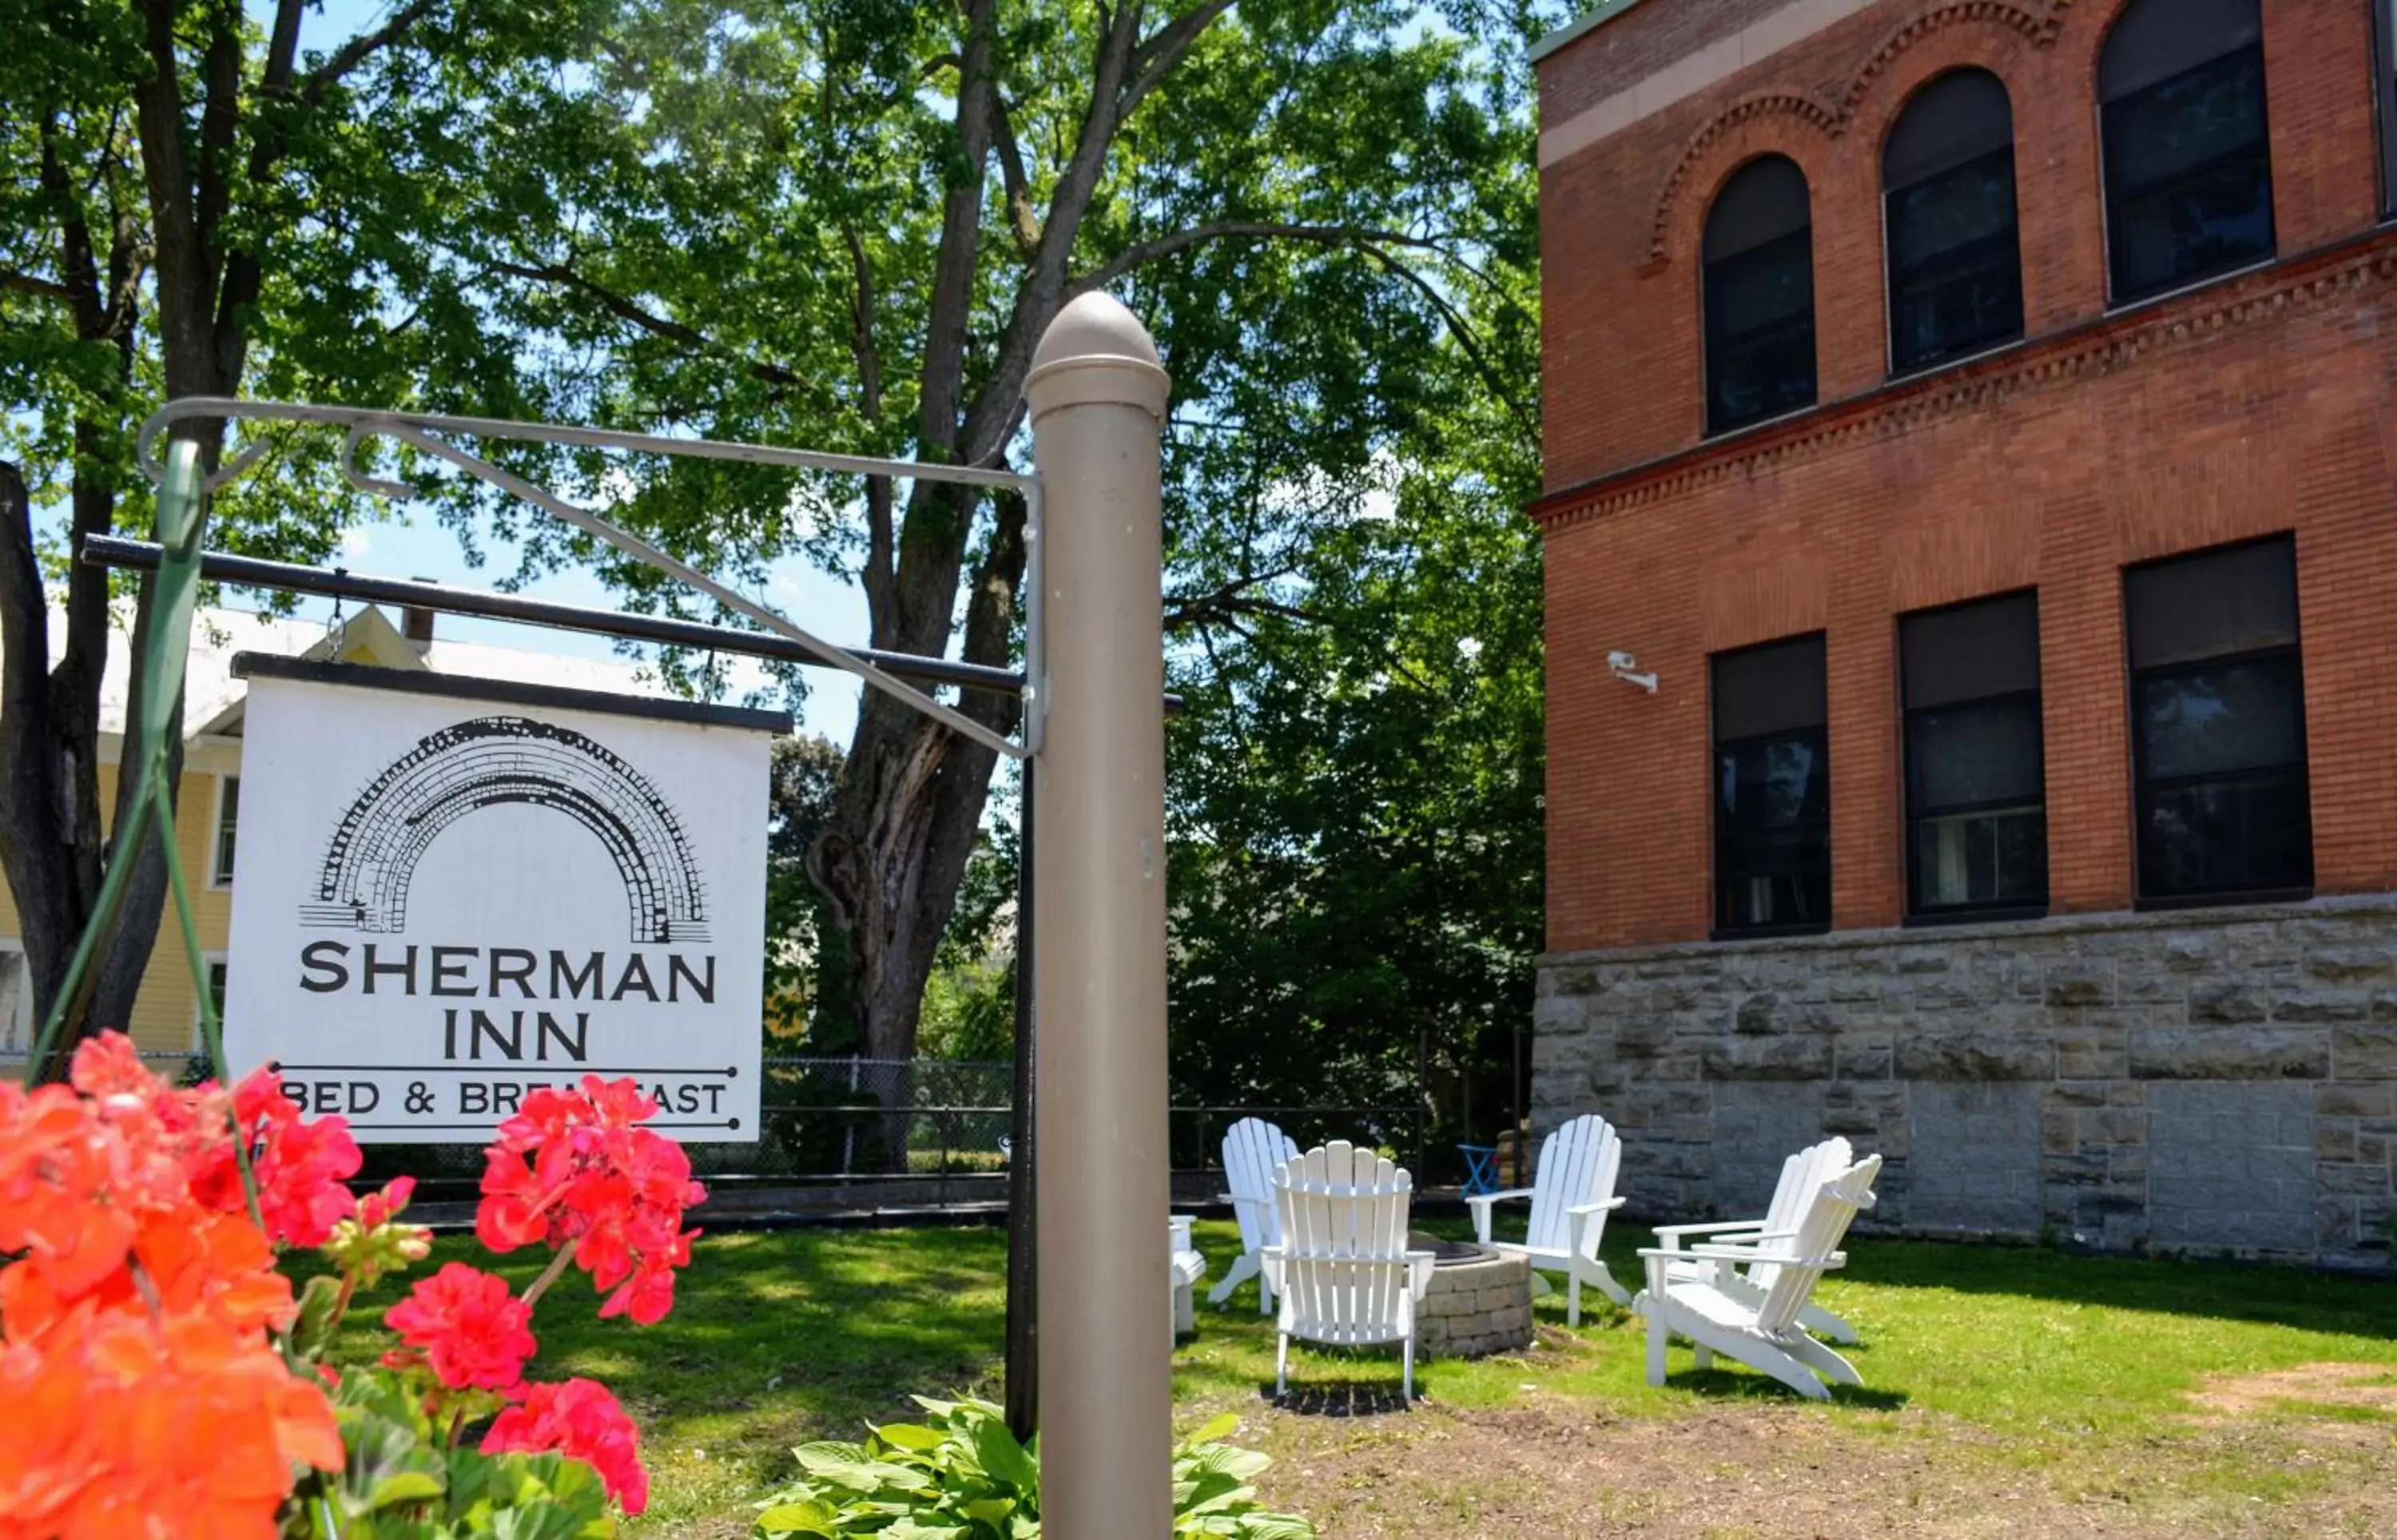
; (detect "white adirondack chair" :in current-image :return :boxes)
[1655,1137,1861,1344]
[1465,1113,1631,1324]
[1633,1153,1882,1401]
[1210,1117,1300,1314]
[1261,1142,1436,1399]
[1170,1215,1208,1344]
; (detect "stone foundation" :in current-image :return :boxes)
[1413,1248,1534,1358]
[1532,898,2397,1270]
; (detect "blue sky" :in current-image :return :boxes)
[316,494,872,745]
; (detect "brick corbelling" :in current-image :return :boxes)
[1835,1,2057,121]
[1639,0,2065,265]
[1528,228,2397,538]
[1642,89,1846,270]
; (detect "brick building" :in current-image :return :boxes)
[1529,0,2397,1266]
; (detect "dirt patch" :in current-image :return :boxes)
[2188,1362,2397,1421]
[1242,1395,2397,1539]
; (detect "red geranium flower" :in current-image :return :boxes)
[475,1078,703,1325]
[483,1378,649,1514]
[0,1308,341,1540]
[0,1035,340,1539]
[384,1263,536,1391]
[187,1070,361,1248]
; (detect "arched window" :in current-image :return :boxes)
[2099,0,2274,304]
[1884,69,2022,374]
[1703,155,1817,435]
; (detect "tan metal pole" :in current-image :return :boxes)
[1024,291,1173,1537]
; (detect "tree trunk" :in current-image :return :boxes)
[0,458,167,1081]
[811,490,1028,1165]
[804,0,1216,1150]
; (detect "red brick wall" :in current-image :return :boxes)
[1536,0,2397,953]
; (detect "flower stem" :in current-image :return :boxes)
[330,1268,359,1334]
[520,1245,576,1309]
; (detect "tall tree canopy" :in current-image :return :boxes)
[328,0,1552,1078]
[4,0,1558,1105]
[2,0,449,1074]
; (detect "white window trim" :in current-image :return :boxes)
[195,950,229,1054]
[209,772,238,889]
[0,937,29,1056]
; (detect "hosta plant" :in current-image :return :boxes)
[0,1032,702,1538]
[751,1397,1315,1538]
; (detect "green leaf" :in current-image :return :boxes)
[960,1495,1016,1525]
[288,1272,348,1361]
[1230,1514,1318,1540]
[873,1422,950,1452]
[333,1383,449,1520]
[1181,1413,1242,1450]
[883,1522,968,1540]
[969,1414,1039,1496]
[792,1441,933,1495]
[755,1498,842,1535]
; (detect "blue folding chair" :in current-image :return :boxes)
[1457,1142,1501,1197]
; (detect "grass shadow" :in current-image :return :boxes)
[1660,1366,1910,1411]
[1824,1236,2397,1337]
[1263,1379,1417,1417]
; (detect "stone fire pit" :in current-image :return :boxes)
[1409,1232,1533,1359]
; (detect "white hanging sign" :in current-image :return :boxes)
[223,659,780,1145]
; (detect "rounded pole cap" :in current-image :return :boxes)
[1024,292,1171,423]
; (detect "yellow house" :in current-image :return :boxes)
[0,600,669,1062]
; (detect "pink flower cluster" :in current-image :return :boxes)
[189,1068,366,1248]
[371,1076,699,1511]
[485,1378,651,1515]
[474,1077,707,1324]
[2,1039,682,1524]
[385,1263,537,1390]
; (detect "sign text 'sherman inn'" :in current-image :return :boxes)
[224,658,781,1144]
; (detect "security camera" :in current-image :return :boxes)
[1608,649,1658,694]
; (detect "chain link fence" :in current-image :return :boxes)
[6,1051,1429,1205]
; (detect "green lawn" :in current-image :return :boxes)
[327,1220,2397,1537]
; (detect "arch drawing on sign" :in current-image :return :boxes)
[301,715,709,943]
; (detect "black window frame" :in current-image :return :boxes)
[1711,634,1832,939]
[1702,156,1819,438]
[2098,1,2276,308]
[213,772,240,886]
[1882,69,2025,377]
[1898,591,2049,923]
[2125,538,2313,908]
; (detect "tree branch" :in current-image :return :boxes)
[0,273,77,304]
[37,115,106,343]
[134,0,209,402]
[916,0,1000,462]
[213,0,431,391]
[489,257,817,393]
[1164,582,1326,633]
[195,2,244,290]
[1072,220,1538,441]
[956,0,1145,464]
[1122,0,1235,118]
[297,0,439,106]
[1350,244,1536,443]
[260,0,306,98]
[1073,219,1450,296]
[991,94,1041,258]
[844,224,897,637]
